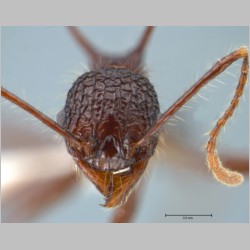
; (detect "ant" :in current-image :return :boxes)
[1,27,249,222]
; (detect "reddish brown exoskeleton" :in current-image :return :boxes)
[1,27,249,211]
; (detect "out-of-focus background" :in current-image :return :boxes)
[1,26,249,223]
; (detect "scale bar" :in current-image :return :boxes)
[165,214,212,217]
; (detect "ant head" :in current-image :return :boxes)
[57,65,160,175]
[55,60,161,208]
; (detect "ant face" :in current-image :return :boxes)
[56,66,161,206]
